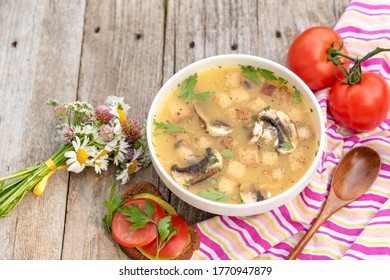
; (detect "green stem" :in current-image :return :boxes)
[327,44,390,85]
[0,165,40,183]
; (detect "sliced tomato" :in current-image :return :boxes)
[111,198,164,247]
[138,214,189,259]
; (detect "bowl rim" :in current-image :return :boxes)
[147,54,326,215]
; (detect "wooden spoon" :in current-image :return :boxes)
[286,146,381,260]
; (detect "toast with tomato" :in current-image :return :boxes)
[103,181,200,260]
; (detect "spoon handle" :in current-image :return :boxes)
[286,211,329,259]
[286,191,340,260]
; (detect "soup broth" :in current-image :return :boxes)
[152,65,319,204]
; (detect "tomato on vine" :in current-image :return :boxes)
[327,46,390,132]
[287,26,349,91]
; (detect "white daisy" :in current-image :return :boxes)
[92,149,110,174]
[107,96,130,131]
[111,137,129,166]
[64,136,95,173]
[116,147,143,184]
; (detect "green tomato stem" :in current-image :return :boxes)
[327,44,390,85]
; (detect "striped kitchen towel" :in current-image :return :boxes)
[192,0,390,260]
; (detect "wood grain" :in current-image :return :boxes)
[0,0,350,259]
[61,0,165,259]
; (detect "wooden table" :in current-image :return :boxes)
[0,0,350,260]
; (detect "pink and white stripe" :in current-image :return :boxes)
[192,0,390,260]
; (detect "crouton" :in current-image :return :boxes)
[225,71,242,88]
[269,167,285,181]
[167,99,192,122]
[213,92,233,109]
[260,82,276,96]
[238,147,260,166]
[248,96,268,113]
[288,147,306,171]
[217,177,239,195]
[229,88,250,103]
[274,86,292,103]
[220,136,237,149]
[226,159,247,179]
[260,150,278,167]
[234,107,251,122]
[297,125,314,140]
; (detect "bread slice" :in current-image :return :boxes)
[118,182,200,260]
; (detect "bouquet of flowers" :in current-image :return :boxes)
[0,96,150,218]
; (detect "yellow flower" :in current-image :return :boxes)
[64,136,95,173]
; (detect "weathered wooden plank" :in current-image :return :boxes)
[0,0,85,259]
[61,0,165,260]
[163,0,350,224]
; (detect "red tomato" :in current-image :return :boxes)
[139,215,189,259]
[111,198,164,247]
[328,72,390,132]
[287,26,349,91]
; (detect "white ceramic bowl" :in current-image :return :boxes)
[147,54,325,216]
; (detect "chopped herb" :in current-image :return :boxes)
[178,74,213,100]
[220,149,235,159]
[251,114,257,121]
[209,155,220,166]
[258,68,278,81]
[198,188,228,202]
[297,122,305,128]
[263,105,271,111]
[173,141,181,149]
[280,142,294,151]
[154,120,186,133]
[183,179,193,188]
[240,65,261,84]
[315,150,318,156]
[293,86,301,103]
[277,77,288,85]
[208,178,217,185]
[310,108,313,112]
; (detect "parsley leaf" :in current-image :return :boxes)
[154,120,186,133]
[220,149,235,159]
[258,68,278,81]
[293,86,302,103]
[102,182,123,234]
[277,77,288,85]
[157,216,178,243]
[178,74,213,100]
[240,65,261,84]
[280,142,294,151]
[263,105,271,111]
[118,200,155,230]
[198,188,228,202]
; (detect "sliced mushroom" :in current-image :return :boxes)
[194,103,233,137]
[171,148,223,187]
[251,109,298,154]
[239,184,265,203]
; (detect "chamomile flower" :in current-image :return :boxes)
[92,149,110,174]
[116,148,143,184]
[107,96,130,122]
[111,137,129,166]
[64,136,95,173]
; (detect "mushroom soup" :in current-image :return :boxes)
[152,65,319,204]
